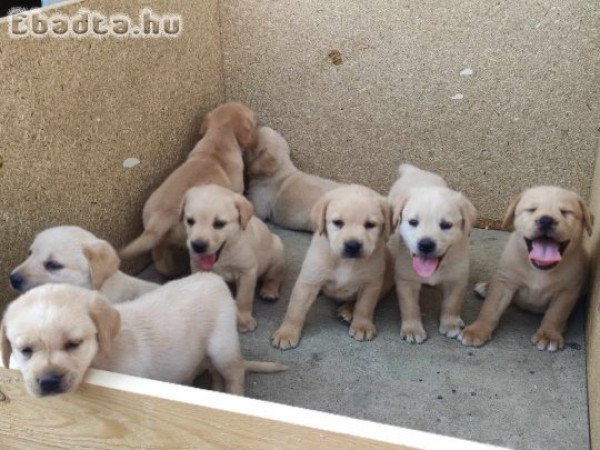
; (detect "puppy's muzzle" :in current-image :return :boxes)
[38,372,65,396]
[9,272,25,291]
[343,240,363,258]
[191,240,208,254]
[536,215,557,233]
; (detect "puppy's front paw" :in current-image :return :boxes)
[337,303,354,324]
[400,321,427,344]
[271,324,301,350]
[439,316,464,339]
[237,313,257,333]
[349,319,376,341]
[458,322,491,347]
[531,329,564,352]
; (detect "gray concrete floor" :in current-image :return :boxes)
[142,228,589,449]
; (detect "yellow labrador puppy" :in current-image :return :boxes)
[1,275,287,398]
[9,226,157,303]
[388,164,476,343]
[245,126,341,232]
[459,186,593,351]
[271,184,393,350]
[181,185,285,332]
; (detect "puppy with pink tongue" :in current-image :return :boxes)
[460,186,593,351]
[388,164,477,344]
[181,185,286,333]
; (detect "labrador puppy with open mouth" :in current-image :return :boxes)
[271,184,393,350]
[1,275,287,398]
[245,126,341,232]
[9,226,158,303]
[181,185,285,332]
[459,186,593,351]
[119,102,258,277]
[388,164,476,344]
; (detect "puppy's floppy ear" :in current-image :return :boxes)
[577,197,594,237]
[310,195,330,235]
[1,318,12,369]
[390,194,409,230]
[501,192,522,230]
[83,241,121,290]
[234,194,254,230]
[379,199,393,241]
[179,191,189,223]
[457,193,477,235]
[237,116,259,151]
[88,294,120,356]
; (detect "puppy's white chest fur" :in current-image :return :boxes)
[321,261,365,300]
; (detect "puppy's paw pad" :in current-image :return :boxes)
[271,327,301,350]
[474,282,488,299]
[531,330,564,352]
[337,304,354,324]
[440,317,464,338]
[349,321,376,341]
[400,323,427,344]
[237,314,257,333]
[458,324,490,347]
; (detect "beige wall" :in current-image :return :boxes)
[220,0,599,222]
[0,0,223,305]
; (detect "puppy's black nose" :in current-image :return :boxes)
[38,372,63,395]
[9,272,24,291]
[343,240,363,257]
[537,215,557,231]
[418,238,436,255]
[191,240,208,254]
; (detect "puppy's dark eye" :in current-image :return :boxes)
[364,221,377,229]
[213,219,226,229]
[526,208,537,213]
[44,260,64,271]
[27,249,32,256]
[332,219,344,228]
[64,341,81,352]
[408,219,419,227]
[440,220,453,230]
[21,347,33,358]
[560,209,573,217]
[186,217,195,226]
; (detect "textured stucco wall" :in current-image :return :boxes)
[0,0,223,306]
[221,0,600,223]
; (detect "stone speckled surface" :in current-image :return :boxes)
[221,0,599,221]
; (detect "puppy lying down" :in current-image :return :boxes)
[1,274,287,398]
[245,127,341,232]
[460,186,593,351]
[388,164,476,343]
[271,184,393,350]
[9,226,157,303]
[182,184,286,332]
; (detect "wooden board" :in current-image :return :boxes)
[0,368,503,449]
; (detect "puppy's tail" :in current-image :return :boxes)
[244,360,288,373]
[119,216,174,259]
